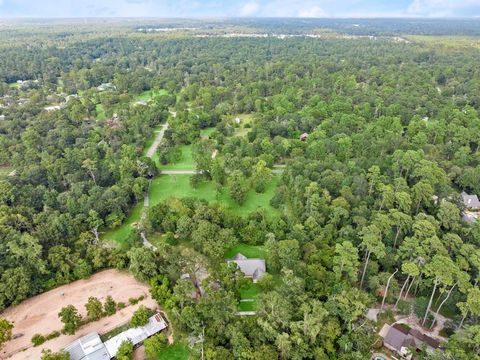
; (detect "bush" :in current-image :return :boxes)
[104,296,117,316]
[129,297,140,305]
[130,305,150,327]
[46,331,61,340]
[32,334,46,346]
[117,302,126,309]
[397,300,412,316]
[413,297,429,319]
[144,333,168,358]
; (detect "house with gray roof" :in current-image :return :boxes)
[227,253,266,283]
[379,323,440,359]
[462,192,480,210]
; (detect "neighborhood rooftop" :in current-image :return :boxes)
[461,191,480,210]
[65,313,167,360]
[64,332,109,360]
[227,253,266,282]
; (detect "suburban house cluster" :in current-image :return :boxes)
[64,313,167,360]
[379,323,440,359]
[227,253,266,283]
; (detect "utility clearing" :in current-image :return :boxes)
[1,269,155,360]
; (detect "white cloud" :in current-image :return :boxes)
[407,0,480,16]
[298,5,327,18]
[239,1,259,16]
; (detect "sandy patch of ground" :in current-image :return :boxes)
[133,344,147,360]
[1,269,155,359]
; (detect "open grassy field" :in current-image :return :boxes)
[135,89,170,102]
[96,103,106,120]
[102,202,143,244]
[233,114,254,137]
[158,145,194,171]
[157,343,190,360]
[225,244,266,259]
[8,82,18,89]
[149,174,279,216]
[408,35,480,49]
[0,166,13,179]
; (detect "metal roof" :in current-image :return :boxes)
[64,332,110,360]
[104,313,167,358]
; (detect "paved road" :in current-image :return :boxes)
[146,123,169,158]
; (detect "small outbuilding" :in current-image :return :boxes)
[300,133,309,141]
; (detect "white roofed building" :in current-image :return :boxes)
[103,313,167,358]
[64,332,110,360]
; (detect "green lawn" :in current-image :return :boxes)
[0,166,13,179]
[238,282,260,311]
[96,103,106,120]
[102,202,143,244]
[200,127,216,137]
[157,343,190,360]
[225,244,266,259]
[135,89,170,102]
[158,145,194,171]
[8,82,18,89]
[149,174,279,216]
[233,114,254,137]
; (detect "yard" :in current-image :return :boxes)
[96,103,106,120]
[0,165,13,179]
[157,343,190,360]
[149,174,280,216]
[224,244,266,259]
[233,114,254,137]
[134,89,170,102]
[102,202,143,244]
[158,145,195,170]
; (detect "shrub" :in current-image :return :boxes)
[129,297,139,305]
[117,302,126,309]
[413,297,429,319]
[104,296,117,316]
[46,331,60,340]
[130,305,150,327]
[32,334,46,346]
[397,300,412,316]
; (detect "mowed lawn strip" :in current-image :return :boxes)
[157,343,190,360]
[102,202,143,244]
[224,244,266,259]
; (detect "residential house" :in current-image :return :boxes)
[64,313,167,360]
[379,323,440,359]
[97,83,116,92]
[461,191,480,223]
[227,253,266,283]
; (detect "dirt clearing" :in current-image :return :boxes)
[1,269,155,359]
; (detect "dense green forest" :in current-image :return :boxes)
[1,19,480,359]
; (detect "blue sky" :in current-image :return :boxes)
[0,0,479,18]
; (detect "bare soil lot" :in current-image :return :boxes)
[1,269,155,359]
